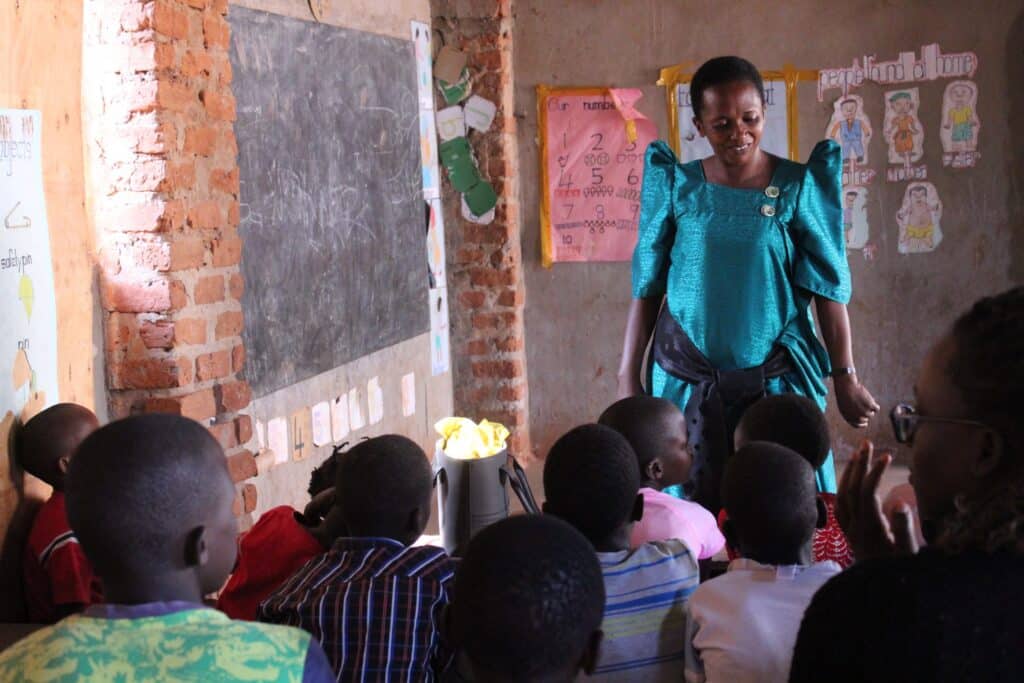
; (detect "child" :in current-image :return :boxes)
[543,423,699,681]
[18,403,102,623]
[0,414,333,682]
[259,434,457,681]
[684,442,840,683]
[217,447,344,620]
[732,394,855,567]
[449,515,605,682]
[598,396,724,559]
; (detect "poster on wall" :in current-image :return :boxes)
[883,87,925,167]
[673,79,789,162]
[896,181,943,254]
[411,21,434,110]
[537,86,658,266]
[940,80,981,168]
[0,109,58,422]
[429,287,450,376]
[843,186,870,250]
[826,94,873,170]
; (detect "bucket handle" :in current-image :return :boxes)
[500,454,540,515]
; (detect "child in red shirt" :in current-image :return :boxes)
[19,403,102,623]
[217,447,344,620]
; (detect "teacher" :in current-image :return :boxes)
[616,56,878,513]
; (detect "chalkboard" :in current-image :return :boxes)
[230,7,427,398]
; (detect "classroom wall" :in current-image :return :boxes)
[514,0,1024,460]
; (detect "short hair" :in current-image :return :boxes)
[335,435,432,535]
[889,91,912,103]
[307,443,344,497]
[840,98,858,107]
[543,424,640,545]
[453,515,604,679]
[690,56,765,120]
[723,442,818,558]
[845,190,859,198]
[598,396,683,474]
[15,403,98,486]
[737,394,831,470]
[65,414,229,578]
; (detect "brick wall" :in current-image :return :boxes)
[83,0,257,518]
[432,0,532,459]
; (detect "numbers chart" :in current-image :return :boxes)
[538,87,658,266]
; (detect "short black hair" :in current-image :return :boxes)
[543,424,640,545]
[16,403,98,486]
[335,434,432,537]
[307,444,343,497]
[690,56,765,120]
[65,414,229,578]
[453,515,605,680]
[598,396,682,474]
[736,394,831,470]
[723,441,818,562]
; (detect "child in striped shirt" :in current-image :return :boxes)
[544,424,700,682]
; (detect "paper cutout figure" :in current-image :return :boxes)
[439,137,480,192]
[884,88,924,165]
[419,108,440,199]
[827,95,873,168]
[348,387,365,432]
[311,401,332,447]
[267,417,289,465]
[290,408,312,461]
[843,186,870,250]
[436,106,466,142]
[401,373,416,417]
[427,199,447,286]
[430,287,450,376]
[438,68,471,105]
[411,21,434,110]
[367,377,384,425]
[461,195,495,225]
[464,95,497,132]
[941,80,981,168]
[331,394,350,442]
[464,180,497,217]
[434,46,467,84]
[896,182,943,254]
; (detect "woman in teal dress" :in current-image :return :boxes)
[617,57,878,513]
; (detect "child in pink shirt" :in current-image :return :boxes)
[600,396,725,559]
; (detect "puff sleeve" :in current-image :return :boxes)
[790,140,852,304]
[631,140,678,299]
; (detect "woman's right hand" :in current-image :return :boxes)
[616,297,662,401]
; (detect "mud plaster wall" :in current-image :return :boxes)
[515,0,1024,461]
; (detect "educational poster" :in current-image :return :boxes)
[429,287,450,376]
[896,182,943,254]
[674,80,789,162]
[940,80,981,168]
[426,199,446,288]
[411,21,434,110]
[843,186,870,250]
[419,107,441,199]
[0,109,58,422]
[827,95,873,169]
[884,87,925,167]
[539,87,658,265]
[817,43,978,101]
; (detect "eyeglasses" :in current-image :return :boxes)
[889,403,993,444]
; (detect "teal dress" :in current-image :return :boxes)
[632,139,851,493]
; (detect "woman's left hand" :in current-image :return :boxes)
[834,374,879,428]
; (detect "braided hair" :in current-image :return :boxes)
[941,286,1024,554]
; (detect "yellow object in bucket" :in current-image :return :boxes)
[435,417,510,460]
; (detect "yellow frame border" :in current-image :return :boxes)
[536,84,611,268]
[657,63,818,161]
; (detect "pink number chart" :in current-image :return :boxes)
[538,86,658,266]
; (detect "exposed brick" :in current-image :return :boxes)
[203,12,230,48]
[497,384,527,402]
[227,450,257,482]
[210,421,238,450]
[232,494,242,517]
[112,357,188,390]
[181,50,214,78]
[169,279,188,310]
[473,48,502,72]
[202,89,236,121]
[212,236,243,267]
[157,78,195,113]
[188,200,222,229]
[215,310,244,339]
[174,318,207,345]
[466,339,489,356]
[471,360,523,379]
[494,335,523,352]
[455,247,485,265]
[120,2,154,31]
[169,237,207,270]
[145,388,217,421]
[100,197,169,233]
[166,160,196,189]
[186,0,209,9]
[458,290,486,308]
[153,0,190,40]
[496,288,523,307]
[102,274,171,313]
[469,267,517,287]
[212,0,228,14]
[196,349,230,381]
[193,275,225,304]
[139,320,175,349]
[228,272,244,300]
[231,344,245,373]
[241,483,257,513]
[210,167,240,194]
[235,414,253,444]
[126,237,171,272]
[183,124,218,156]
[217,380,252,412]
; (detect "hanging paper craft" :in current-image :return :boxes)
[367,377,384,425]
[430,287,450,376]
[827,94,873,173]
[438,68,471,106]
[464,95,497,132]
[461,195,495,225]
[419,107,440,199]
[439,137,480,192]
[311,401,332,447]
[537,86,658,266]
[434,46,467,84]
[896,181,943,254]
[411,21,434,110]
[330,394,350,442]
[426,199,446,287]
[940,80,980,168]
[463,179,497,218]
[436,106,466,142]
[843,186,870,250]
[884,87,924,167]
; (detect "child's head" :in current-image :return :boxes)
[722,441,824,565]
[543,424,641,550]
[910,185,928,204]
[16,403,99,490]
[598,396,691,490]
[335,434,432,546]
[845,190,858,207]
[890,91,912,113]
[840,99,858,117]
[950,82,973,104]
[734,394,830,471]
[65,414,237,602]
[307,445,341,498]
[451,515,604,682]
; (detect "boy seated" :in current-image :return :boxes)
[259,434,457,681]
[683,442,840,683]
[18,403,102,623]
[731,394,855,567]
[599,396,724,559]
[217,448,343,620]
[543,423,699,681]
[0,414,333,682]
[449,515,605,682]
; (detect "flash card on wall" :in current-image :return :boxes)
[464,95,497,132]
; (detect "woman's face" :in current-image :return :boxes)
[693,80,765,167]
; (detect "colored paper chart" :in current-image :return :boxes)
[537,86,658,266]
[0,109,58,421]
